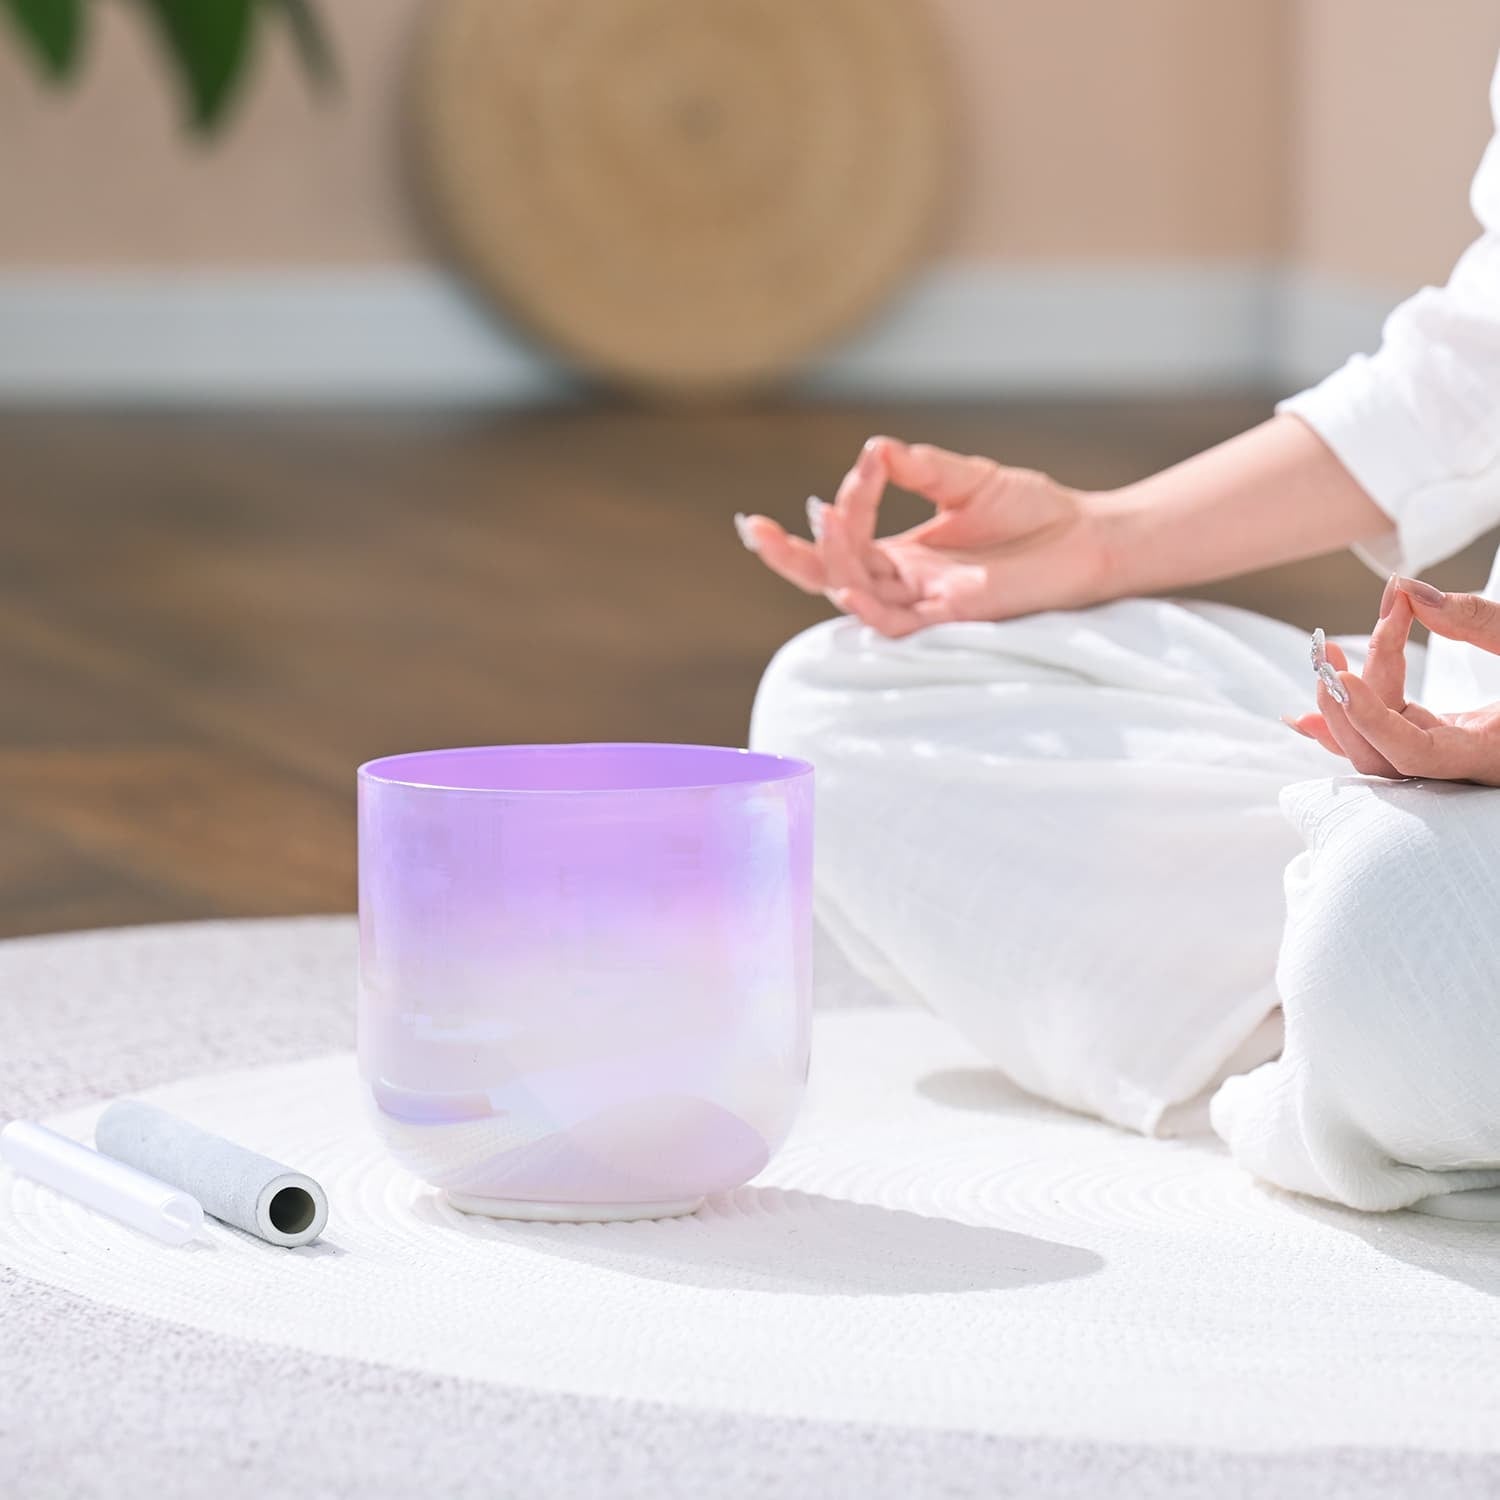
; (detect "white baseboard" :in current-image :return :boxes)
[0,270,575,404]
[1273,268,1399,390]
[801,263,1280,396]
[0,262,1403,404]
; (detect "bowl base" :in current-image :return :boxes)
[444,1190,706,1223]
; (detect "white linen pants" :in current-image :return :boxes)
[749,598,1500,1211]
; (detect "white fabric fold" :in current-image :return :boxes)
[751,602,1334,1139]
[752,602,1500,1210]
[1212,777,1500,1211]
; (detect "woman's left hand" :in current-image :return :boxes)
[1285,575,1500,786]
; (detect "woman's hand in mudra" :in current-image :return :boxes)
[736,437,1113,637]
[1285,576,1500,786]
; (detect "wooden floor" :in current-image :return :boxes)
[4,398,1496,940]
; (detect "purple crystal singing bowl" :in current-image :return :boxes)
[356,743,814,1222]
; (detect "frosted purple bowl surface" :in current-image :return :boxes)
[357,743,813,1221]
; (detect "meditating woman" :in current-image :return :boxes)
[739,61,1500,1215]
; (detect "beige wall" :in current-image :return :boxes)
[933,0,1285,261]
[1290,0,1500,290]
[0,0,426,264]
[0,0,1284,269]
[0,0,1492,287]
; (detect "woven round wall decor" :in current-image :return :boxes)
[410,0,953,396]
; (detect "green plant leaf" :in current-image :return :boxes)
[137,0,255,133]
[2,0,84,79]
[265,0,336,89]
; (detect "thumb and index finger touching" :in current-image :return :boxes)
[737,436,982,591]
[832,436,992,552]
[1300,574,1493,779]
[1396,576,1500,656]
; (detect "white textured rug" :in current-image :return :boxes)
[3,917,1500,1498]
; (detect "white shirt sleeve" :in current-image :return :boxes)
[1277,56,1500,579]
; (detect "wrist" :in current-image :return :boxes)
[1081,487,1153,602]
[1084,416,1399,606]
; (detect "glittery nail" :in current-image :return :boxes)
[1310,627,1327,672]
[1317,661,1349,705]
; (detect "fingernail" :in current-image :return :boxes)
[733,513,759,553]
[1280,714,1313,739]
[806,496,828,541]
[1317,662,1349,705]
[1397,576,1445,606]
[1379,573,1397,618]
[1310,627,1326,671]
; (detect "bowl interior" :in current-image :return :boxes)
[359,742,810,794]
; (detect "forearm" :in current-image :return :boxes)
[1090,414,1395,598]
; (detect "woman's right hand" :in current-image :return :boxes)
[736,437,1116,637]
